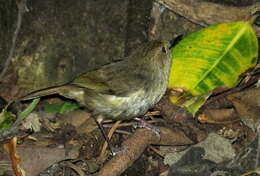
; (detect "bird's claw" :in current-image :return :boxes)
[110,146,128,156]
[133,118,160,137]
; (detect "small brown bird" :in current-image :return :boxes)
[20,40,172,124]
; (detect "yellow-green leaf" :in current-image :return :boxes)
[168,21,258,115]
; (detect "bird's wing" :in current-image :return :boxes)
[72,60,148,97]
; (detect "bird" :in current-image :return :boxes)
[16,39,175,154]
[19,40,172,124]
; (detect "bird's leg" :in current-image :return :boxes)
[96,117,127,155]
[95,117,116,156]
[134,117,160,137]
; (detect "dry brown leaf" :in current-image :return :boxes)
[198,108,240,125]
[3,137,25,176]
[61,110,91,127]
[17,145,79,176]
[158,0,260,36]
[228,88,260,130]
[228,88,260,120]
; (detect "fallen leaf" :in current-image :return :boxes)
[3,137,25,176]
[18,145,79,176]
[228,88,260,130]
[198,108,240,124]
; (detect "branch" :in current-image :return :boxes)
[0,0,28,81]
[96,126,194,176]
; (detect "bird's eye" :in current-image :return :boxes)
[169,35,183,50]
[252,11,260,26]
[255,15,260,26]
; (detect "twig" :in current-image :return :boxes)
[255,125,260,169]
[102,118,164,128]
[0,0,28,81]
[96,127,194,176]
[115,129,132,135]
[148,145,165,158]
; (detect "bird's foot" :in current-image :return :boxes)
[133,117,160,137]
[110,146,128,156]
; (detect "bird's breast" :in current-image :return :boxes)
[88,80,167,120]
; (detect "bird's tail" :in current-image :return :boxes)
[16,84,82,102]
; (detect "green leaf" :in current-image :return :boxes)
[168,21,258,115]
[0,108,16,129]
[43,102,80,114]
[0,98,40,130]
[17,98,40,121]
